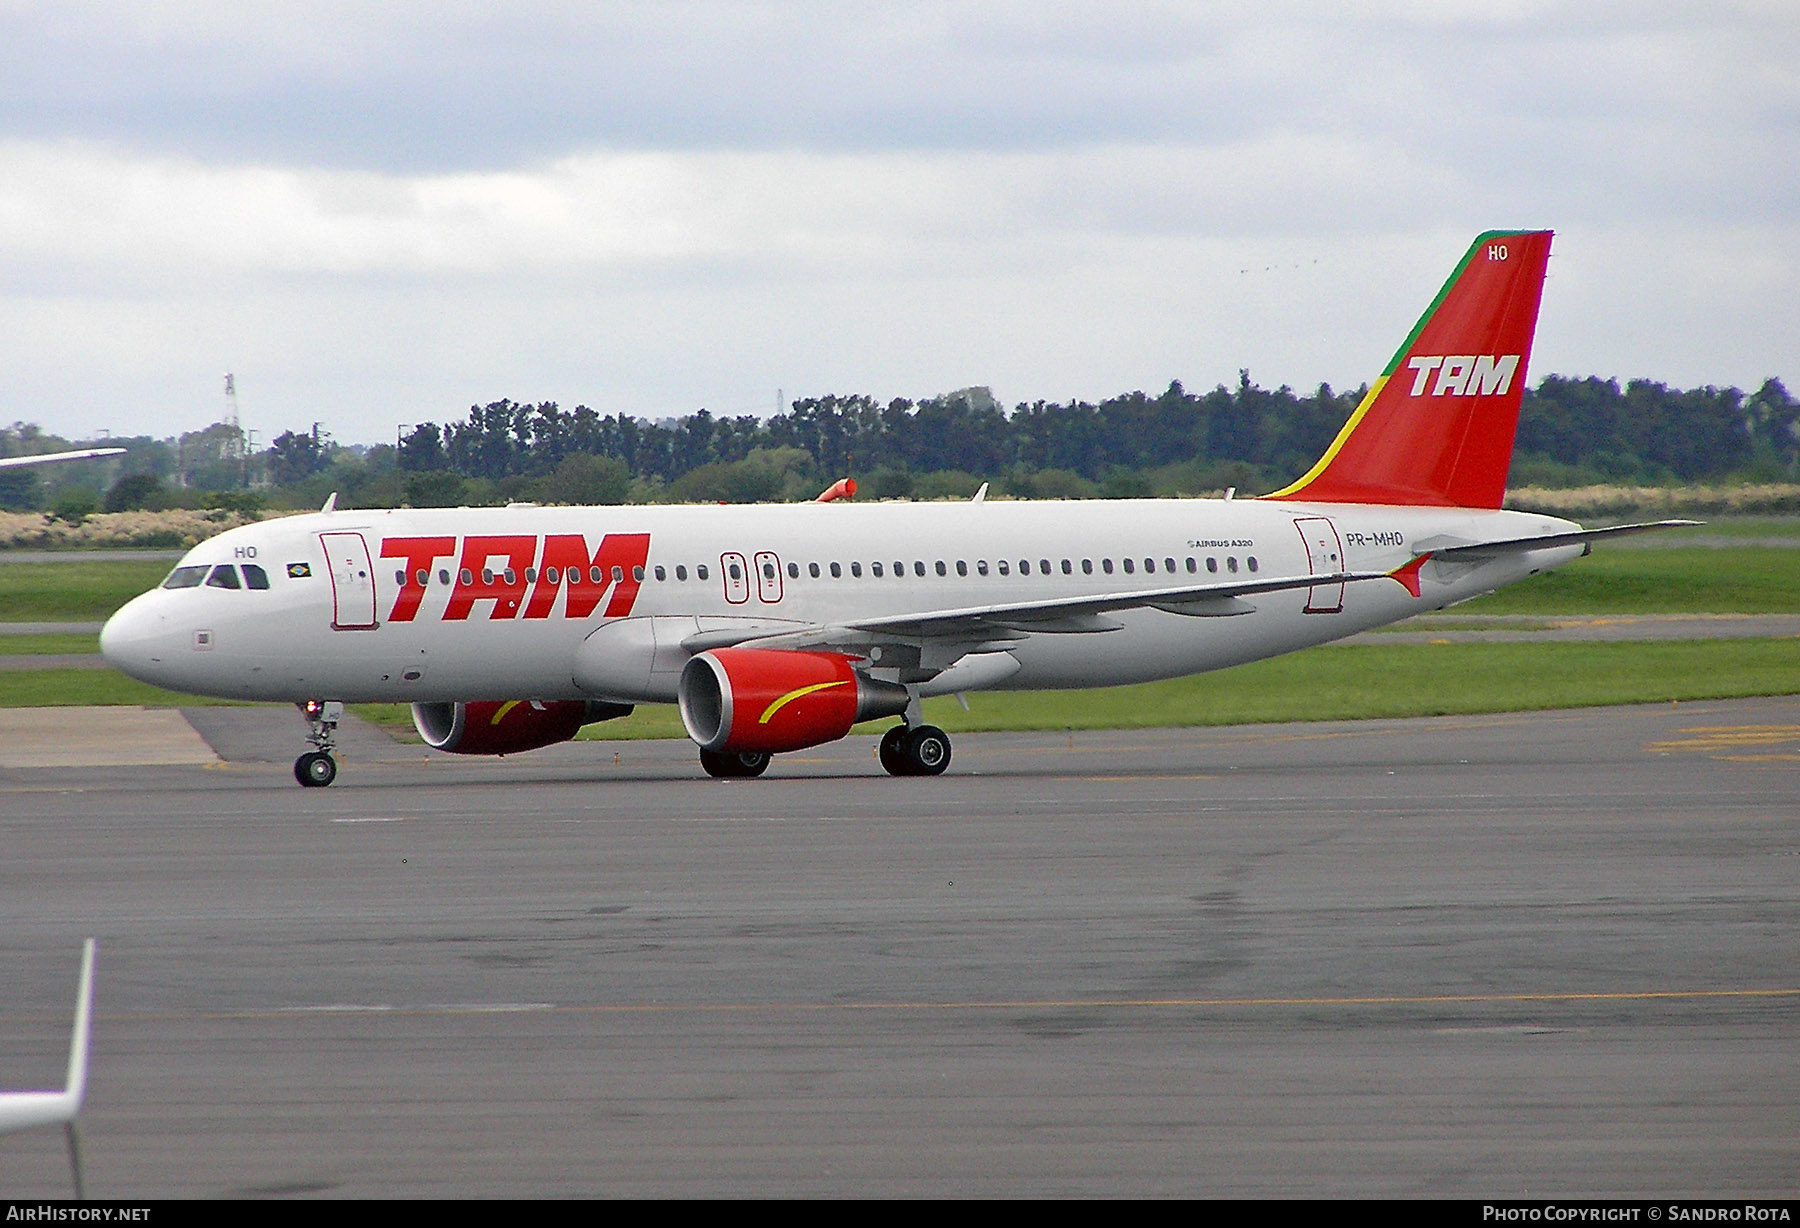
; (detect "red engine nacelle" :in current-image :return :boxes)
[679,648,909,754]
[411,699,633,755]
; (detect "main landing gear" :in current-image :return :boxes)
[879,723,952,776]
[699,748,771,778]
[295,699,342,787]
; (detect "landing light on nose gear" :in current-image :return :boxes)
[295,698,342,787]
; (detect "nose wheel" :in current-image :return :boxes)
[295,750,338,788]
[295,699,343,787]
[880,724,951,776]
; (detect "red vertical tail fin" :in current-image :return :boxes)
[1265,230,1553,508]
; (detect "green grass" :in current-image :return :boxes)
[0,633,101,654]
[0,668,251,708]
[893,639,1800,733]
[332,637,1800,740]
[1455,547,1800,614]
[1660,517,1800,541]
[0,560,171,621]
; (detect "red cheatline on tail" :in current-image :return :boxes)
[1265,230,1553,509]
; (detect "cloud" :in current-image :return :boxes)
[0,4,1794,441]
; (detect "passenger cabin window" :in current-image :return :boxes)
[1081,559,1092,574]
[830,562,842,578]
[956,560,967,577]
[1206,558,1218,574]
[1143,558,1155,574]
[1039,559,1051,575]
[1186,557,1197,574]
[935,561,947,577]
[697,564,709,581]
[1165,558,1176,573]
[1061,559,1072,574]
[914,561,926,577]
[851,562,862,577]
[1227,557,1239,573]
[791,562,802,579]
[675,565,687,581]
[808,562,820,578]
[162,565,208,589]
[1247,557,1259,572]
[998,560,1010,576]
[655,566,666,581]
[243,564,270,590]
[1102,558,1113,574]
[871,561,883,577]
[976,561,988,576]
[439,568,451,585]
[1123,558,1135,574]
[206,565,241,589]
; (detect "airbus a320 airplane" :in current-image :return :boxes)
[101,230,1684,786]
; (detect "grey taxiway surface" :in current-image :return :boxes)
[2,699,1796,1198]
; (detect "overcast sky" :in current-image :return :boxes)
[2,1,1795,446]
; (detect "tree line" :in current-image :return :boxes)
[3,372,1794,515]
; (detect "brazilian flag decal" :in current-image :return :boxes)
[287,562,312,578]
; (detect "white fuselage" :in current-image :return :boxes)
[100,498,1583,705]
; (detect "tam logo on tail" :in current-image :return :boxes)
[1406,354,1520,398]
[1265,229,1553,509]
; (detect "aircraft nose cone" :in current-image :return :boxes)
[100,594,171,682]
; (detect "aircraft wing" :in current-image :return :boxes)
[691,569,1387,670]
[0,448,126,470]
[1416,519,1698,561]
[0,939,94,1135]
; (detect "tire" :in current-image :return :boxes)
[903,725,951,776]
[879,725,911,776]
[295,751,337,788]
[700,748,771,778]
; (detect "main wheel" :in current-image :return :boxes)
[903,725,951,776]
[295,751,337,788]
[700,748,771,778]
[878,725,910,776]
[733,750,770,777]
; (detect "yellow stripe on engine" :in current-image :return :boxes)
[490,700,522,725]
[759,680,850,725]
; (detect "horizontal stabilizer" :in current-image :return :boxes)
[1419,520,1699,561]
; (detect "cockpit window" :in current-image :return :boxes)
[162,565,207,589]
[242,564,270,590]
[206,565,241,590]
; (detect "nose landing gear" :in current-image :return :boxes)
[295,699,342,787]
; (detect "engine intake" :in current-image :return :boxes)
[411,699,634,755]
[679,648,908,754]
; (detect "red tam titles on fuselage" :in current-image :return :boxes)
[379,533,651,622]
